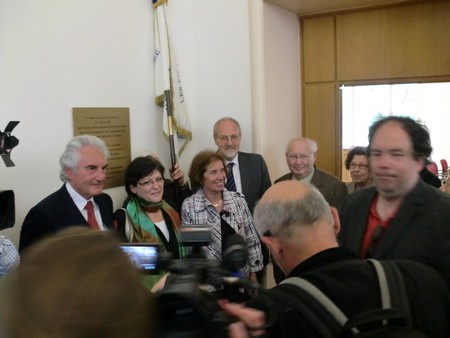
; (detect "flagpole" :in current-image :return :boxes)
[154,0,191,169]
[164,89,177,168]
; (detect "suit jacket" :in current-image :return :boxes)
[238,151,272,213]
[275,167,348,210]
[247,248,450,338]
[339,180,450,288]
[420,167,442,188]
[19,184,114,252]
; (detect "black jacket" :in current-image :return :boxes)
[19,184,114,252]
[247,248,450,338]
[339,180,450,288]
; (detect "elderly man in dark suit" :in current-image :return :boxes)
[214,117,271,283]
[276,137,348,209]
[273,137,348,283]
[339,116,450,289]
[19,135,115,253]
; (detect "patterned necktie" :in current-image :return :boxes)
[226,162,236,192]
[85,201,100,230]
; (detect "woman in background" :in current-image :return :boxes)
[344,146,372,193]
[181,150,263,300]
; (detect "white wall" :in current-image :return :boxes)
[262,2,301,180]
[0,0,302,247]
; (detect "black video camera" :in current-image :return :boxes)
[152,225,259,338]
[0,190,15,230]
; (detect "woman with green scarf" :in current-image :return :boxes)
[115,156,190,290]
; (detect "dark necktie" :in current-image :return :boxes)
[85,201,100,230]
[226,162,236,192]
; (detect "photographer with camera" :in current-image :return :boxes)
[220,181,450,338]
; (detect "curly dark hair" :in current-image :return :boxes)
[124,156,165,197]
[368,116,432,160]
[345,146,369,170]
[188,150,226,188]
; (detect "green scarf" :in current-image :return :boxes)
[126,196,186,290]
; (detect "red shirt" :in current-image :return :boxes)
[360,194,397,258]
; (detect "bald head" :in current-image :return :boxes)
[254,181,340,274]
[255,181,334,238]
[259,180,308,204]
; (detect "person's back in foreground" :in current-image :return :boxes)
[221,181,450,338]
[5,227,154,338]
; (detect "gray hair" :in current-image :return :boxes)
[59,135,109,182]
[253,183,333,239]
[308,138,318,153]
[286,137,318,154]
[213,117,241,137]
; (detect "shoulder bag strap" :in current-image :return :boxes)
[280,277,359,336]
[369,259,413,328]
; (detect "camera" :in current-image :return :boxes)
[0,190,15,230]
[1,121,20,167]
[152,225,259,338]
[0,121,20,230]
[120,243,160,274]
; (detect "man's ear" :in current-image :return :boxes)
[64,167,73,181]
[262,236,283,261]
[330,207,341,235]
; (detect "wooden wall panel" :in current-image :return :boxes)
[302,16,335,83]
[303,83,338,174]
[337,1,450,80]
[301,0,450,178]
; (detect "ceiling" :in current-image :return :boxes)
[265,0,412,15]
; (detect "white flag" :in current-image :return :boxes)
[153,0,192,157]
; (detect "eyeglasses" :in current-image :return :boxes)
[287,154,310,161]
[138,177,164,187]
[216,134,240,143]
[349,163,369,170]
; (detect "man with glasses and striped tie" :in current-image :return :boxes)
[213,117,272,284]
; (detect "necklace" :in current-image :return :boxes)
[212,199,223,207]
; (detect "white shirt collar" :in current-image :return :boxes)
[226,153,239,167]
[65,182,95,212]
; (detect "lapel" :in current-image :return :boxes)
[310,167,323,188]
[58,185,89,226]
[95,194,114,229]
[373,181,425,258]
[348,188,377,254]
[238,152,250,195]
[58,185,113,229]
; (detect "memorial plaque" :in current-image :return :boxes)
[73,107,130,189]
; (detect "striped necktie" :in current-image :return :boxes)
[226,162,236,192]
[85,201,100,230]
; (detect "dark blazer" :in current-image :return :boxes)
[275,167,348,210]
[420,167,442,188]
[339,180,450,288]
[19,184,114,253]
[247,248,450,338]
[238,151,272,213]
